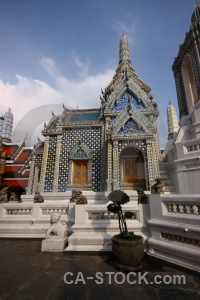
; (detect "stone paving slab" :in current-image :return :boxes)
[0,239,199,300]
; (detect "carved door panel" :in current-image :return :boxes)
[73,161,88,185]
[123,157,141,184]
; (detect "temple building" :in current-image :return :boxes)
[165,4,200,193]
[0,137,32,197]
[27,35,161,194]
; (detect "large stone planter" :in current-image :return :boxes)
[111,234,144,271]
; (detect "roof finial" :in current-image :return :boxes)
[119,34,131,64]
[195,1,200,8]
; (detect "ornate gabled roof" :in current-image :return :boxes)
[107,103,152,137]
[100,35,157,118]
[106,35,151,95]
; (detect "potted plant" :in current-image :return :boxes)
[107,190,144,271]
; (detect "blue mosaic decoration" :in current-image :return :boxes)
[74,148,87,159]
[113,92,145,111]
[44,136,57,192]
[118,119,144,134]
[35,154,43,166]
[58,128,102,192]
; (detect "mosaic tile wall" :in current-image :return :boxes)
[35,154,43,166]
[58,128,102,192]
[44,136,57,192]
[117,140,148,187]
[113,92,145,111]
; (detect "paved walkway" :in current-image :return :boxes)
[0,239,199,300]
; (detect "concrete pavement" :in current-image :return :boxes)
[0,239,199,300]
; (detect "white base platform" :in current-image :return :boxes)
[41,237,68,252]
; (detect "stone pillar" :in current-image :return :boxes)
[53,135,62,192]
[38,136,50,192]
[26,155,35,195]
[112,140,119,190]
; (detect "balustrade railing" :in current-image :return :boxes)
[88,211,137,220]
[167,203,200,215]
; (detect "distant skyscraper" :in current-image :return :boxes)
[0,116,4,137]
[167,101,179,139]
[1,108,13,143]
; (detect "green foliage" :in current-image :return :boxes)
[108,190,130,205]
[107,190,133,239]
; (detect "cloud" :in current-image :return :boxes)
[0,61,115,145]
[57,70,114,108]
[71,54,89,77]
[112,21,136,45]
[0,56,167,147]
[39,57,60,77]
[0,74,62,133]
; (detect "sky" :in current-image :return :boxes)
[0,0,197,147]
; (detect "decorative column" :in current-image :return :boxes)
[53,135,62,192]
[32,165,39,193]
[146,139,154,190]
[106,139,113,191]
[152,138,160,179]
[112,139,119,190]
[88,159,93,186]
[38,136,50,192]
[26,154,35,195]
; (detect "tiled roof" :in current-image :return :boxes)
[70,111,100,122]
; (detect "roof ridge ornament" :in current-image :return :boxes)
[119,34,131,64]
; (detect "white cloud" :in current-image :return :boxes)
[71,54,89,77]
[0,61,115,145]
[39,57,60,77]
[0,74,62,132]
[57,70,114,108]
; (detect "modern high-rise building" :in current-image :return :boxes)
[0,108,13,143]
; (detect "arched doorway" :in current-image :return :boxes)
[120,147,145,188]
[182,54,198,109]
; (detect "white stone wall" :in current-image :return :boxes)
[148,194,200,272]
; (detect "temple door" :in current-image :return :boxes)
[123,157,141,184]
[73,160,88,185]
